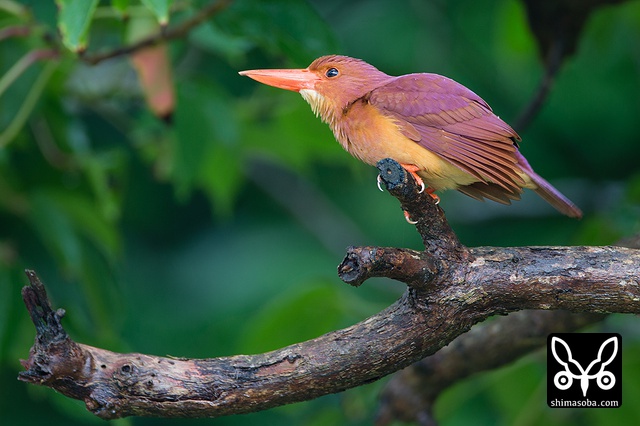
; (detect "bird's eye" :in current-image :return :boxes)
[325,67,339,78]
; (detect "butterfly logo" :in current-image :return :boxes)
[551,336,618,397]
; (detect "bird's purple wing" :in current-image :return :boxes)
[368,73,525,198]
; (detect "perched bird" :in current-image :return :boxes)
[240,55,582,218]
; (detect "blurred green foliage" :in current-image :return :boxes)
[1,0,639,425]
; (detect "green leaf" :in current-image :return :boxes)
[54,190,121,261]
[174,81,239,206]
[141,0,171,26]
[173,84,213,196]
[111,0,130,18]
[81,153,125,223]
[126,13,160,43]
[241,99,343,171]
[199,142,242,216]
[0,268,12,359]
[56,0,99,52]
[28,189,82,271]
[27,189,121,271]
[218,0,339,63]
[239,284,344,353]
[190,21,252,62]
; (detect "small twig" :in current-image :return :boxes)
[513,38,565,132]
[0,49,58,98]
[80,0,232,65]
[339,246,438,289]
[0,58,58,148]
[19,269,89,397]
[0,0,30,18]
[0,24,31,42]
[20,270,68,343]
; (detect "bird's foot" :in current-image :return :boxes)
[403,210,418,225]
[376,162,438,224]
[426,187,440,205]
[399,163,425,194]
[377,163,427,194]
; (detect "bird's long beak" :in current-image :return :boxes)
[239,68,319,92]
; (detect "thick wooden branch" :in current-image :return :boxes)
[18,159,640,420]
[375,234,640,425]
[376,310,605,426]
[340,244,640,312]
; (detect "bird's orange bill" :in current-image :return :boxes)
[239,68,319,92]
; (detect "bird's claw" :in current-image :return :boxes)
[399,163,425,194]
[377,175,424,193]
[426,188,440,205]
[403,210,418,225]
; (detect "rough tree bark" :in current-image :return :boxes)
[376,235,640,425]
[18,159,640,421]
[376,310,605,426]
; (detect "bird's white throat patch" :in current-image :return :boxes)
[299,89,332,123]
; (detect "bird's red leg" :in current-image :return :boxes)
[403,211,418,225]
[377,163,429,195]
[425,186,440,204]
[400,164,440,224]
[400,163,441,204]
[399,164,425,194]
[376,163,439,224]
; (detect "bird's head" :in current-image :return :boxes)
[240,55,391,124]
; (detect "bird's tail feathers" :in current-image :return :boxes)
[516,152,582,219]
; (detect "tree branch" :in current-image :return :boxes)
[18,159,640,420]
[375,310,605,426]
[375,234,640,426]
[79,0,232,65]
[375,158,467,258]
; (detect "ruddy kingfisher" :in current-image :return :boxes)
[240,55,582,219]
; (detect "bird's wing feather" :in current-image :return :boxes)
[368,73,524,192]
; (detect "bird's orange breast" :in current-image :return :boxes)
[331,100,478,190]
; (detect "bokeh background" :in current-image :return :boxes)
[1,0,639,425]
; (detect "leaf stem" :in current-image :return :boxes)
[0,57,58,148]
[0,50,55,98]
